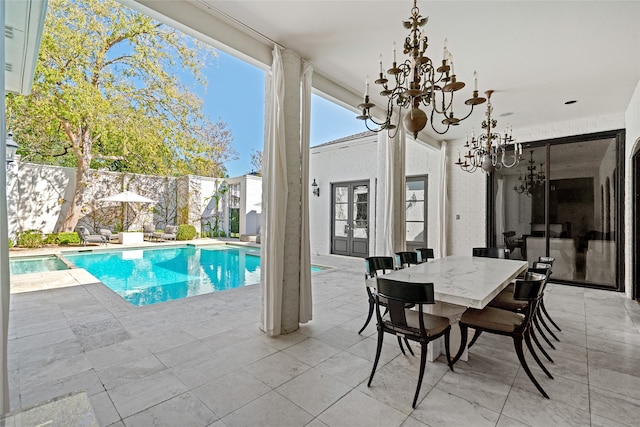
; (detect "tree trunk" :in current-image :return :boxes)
[60,125,94,232]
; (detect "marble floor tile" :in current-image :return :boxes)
[107,369,188,419]
[436,369,511,413]
[96,354,167,390]
[170,353,239,389]
[243,351,311,388]
[20,369,105,408]
[276,368,352,416]
[192,369,271,418]
[221,390,313,427]
[84,339,151,370]
[589,386,640,426]
[88,391,121,427]
[411,388,500,427]
[502,386,590,427]
[122,391,218,427]
[215,337,280,366]
[512,365,589,410]
[587,348,639,377]
[314,350,372,388]
[317,389,407,427]
[313,326,367,350]
[283,337,342,367]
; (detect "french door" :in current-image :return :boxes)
[331,181,369,258]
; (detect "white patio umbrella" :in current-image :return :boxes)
[98,190,156,230]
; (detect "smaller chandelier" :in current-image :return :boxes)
[356,0,486,139]
[514,150,545,196]
[455,90,522,173]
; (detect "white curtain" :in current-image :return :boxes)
[260,45,287,336]
[437,142,448,258]
[495,176,506,246]
[298,61,313,323]
[381,122,406,258]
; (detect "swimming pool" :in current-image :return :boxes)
[63,245,322,306]
[10,255,69,275]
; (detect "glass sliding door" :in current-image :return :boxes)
[405,175,427,252]
[492,132,623,289]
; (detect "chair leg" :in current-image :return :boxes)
[444,328,453,372]
[538,308,560,341]
[368,328,385,387]
[514,337,549,399]
[540,298,562,332]
[450,324,468,367]
[397,336,406,355]
[533,315,556,350]
[404,338,415,356]
[412,343,428,409]
[467,328,483,349]
[524,330,554,379]
[358,299,375,334]
[530,325,554,363]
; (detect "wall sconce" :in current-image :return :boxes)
[311,178,320,197]
[6,132,18,164]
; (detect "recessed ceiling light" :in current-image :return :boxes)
[499,112,514,117]
[564,100,578,105]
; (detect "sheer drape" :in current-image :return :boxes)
[298,62,313,323]
[437,142,448,258]
[260,45,287,336]
[495,176,505,247]
[381,123,406,257]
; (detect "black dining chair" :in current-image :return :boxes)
[368,277,452,408]
[472,247,510,259]
[487,265,556,363]
[537,256,562,333]
[451,272,552,399]
[395,251,419,268]
[415,248,435,263]
[359,256,395,334]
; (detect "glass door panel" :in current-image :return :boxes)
[331,181,369,257]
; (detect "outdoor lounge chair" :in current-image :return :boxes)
[99,228,117,242]
[161,225,178,241]
[143,224,156,241]
[77,226,107,246]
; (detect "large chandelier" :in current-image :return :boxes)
[514,150,546,196]
[455,90,522,173]
[356,0,486,139]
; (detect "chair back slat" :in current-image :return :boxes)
[376,277,435,304]
[513,274,546,301]
[395,251,419,268]
[415,248,434,263]
[472,247,510,259]
[365,256,394,278]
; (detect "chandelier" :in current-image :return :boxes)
[514,150,546,196]
[356,0,486,139]
[455,90,522,173]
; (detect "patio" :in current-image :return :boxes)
[6,252,640,426]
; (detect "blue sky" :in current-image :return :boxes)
[201,51,364,177]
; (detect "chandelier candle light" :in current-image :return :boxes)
[455,90,522,173]
[514,150,546,196]
[357,0,486,138]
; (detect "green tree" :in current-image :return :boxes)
[5,0,236,231]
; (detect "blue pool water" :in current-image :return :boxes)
[10,256,69,275]
[63,245,322,306]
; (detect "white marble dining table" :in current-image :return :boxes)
[367,255,528,362]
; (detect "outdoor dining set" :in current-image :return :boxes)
[360,247,561,408]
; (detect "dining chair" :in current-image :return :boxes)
[395,251,419,268]
[368,277,452,408]
[534,257,563,336]
[415,247,435,263]
[472,247,510,259]
[359,256,395,334]
[486,265,556,363]
[451,272,552,399]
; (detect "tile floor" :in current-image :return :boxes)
[7,253,640,426]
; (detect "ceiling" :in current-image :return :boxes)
[131,1,640,142]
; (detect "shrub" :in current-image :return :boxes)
[177,224,197,241]
[43,233,59,244]
[16,230,44,248]
[213,230,226,238]
[57,232,81,245]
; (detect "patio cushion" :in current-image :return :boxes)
[461,307,524,333]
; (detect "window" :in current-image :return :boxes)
[405,175,427,252]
